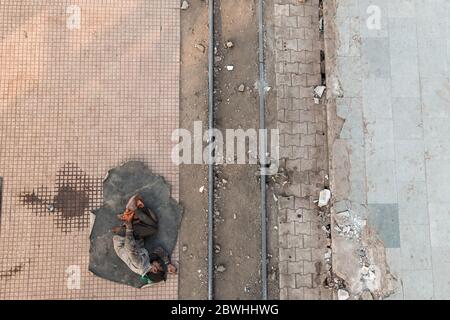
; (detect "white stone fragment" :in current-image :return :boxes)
[318,189,331,207]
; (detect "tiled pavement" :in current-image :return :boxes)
[0,0,179,299]
[274,0,332,299]
[329,0,450,299]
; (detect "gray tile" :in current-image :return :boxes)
[420,77,450,118]
[402,269,434,300]
[366,160,398,203]
[365,119,395,161]
[415,0,447,39]
[349,179,368,204]
[423,118,450,160]
[418,38,448,78]
[391,51,419,75]
[336,0,360,18]
[394,139,426,181]
[391,74,421,98]
[426,160,450,203]
[431,246,450,300]
[386,248,402,283]
[338,56,363,97]
[348,141,366,181]
[362,38,391,78]
[429,202,450,247]
[389,18,418,57]
[336,17,362,57]
[417,17,447,40]
[388,0,415,18]
[397,180,429,225]
[400,224,432,270]
[339,99,365,142]
[390,54,419,84]
[368,203,400,248]
[363,78,392,118]
[392,97,424,140]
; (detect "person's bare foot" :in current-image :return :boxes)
[167,264,177,274]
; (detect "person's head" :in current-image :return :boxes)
[144,261,166,283]
[150,260,162,273]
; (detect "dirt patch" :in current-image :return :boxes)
[178,0,209,299]
[179,0,278,299]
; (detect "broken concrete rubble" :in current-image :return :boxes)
[337,289,349,300]
[318,189,331,207]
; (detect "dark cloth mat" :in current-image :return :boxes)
[88,161,182,288]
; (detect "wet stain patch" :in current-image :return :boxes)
[19,163,102,233]
[54,186,89,218]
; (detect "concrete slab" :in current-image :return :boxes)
[400,224,432,271]
[329,0,450,299]
[368,204,400,248]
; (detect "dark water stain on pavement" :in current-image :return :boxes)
[54,186,89,218]
[19,163,102,233]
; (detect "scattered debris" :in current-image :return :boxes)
[337,289,349,300]
[360,290,374,300]
[238,84,245,92]
[314,85,326,98]
[318,189,331,207]
[195,43,205,53]
[333,209,365,240]
[224,40,234,48]
[319,17,324,32]
[226,65,234,71]
[181,1,189,10]
[216,265,226,273]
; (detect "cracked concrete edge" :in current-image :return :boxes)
[322,0,398,300]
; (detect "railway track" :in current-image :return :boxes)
[206,0,273,300]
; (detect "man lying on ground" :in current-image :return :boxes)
[113,200,177,285]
